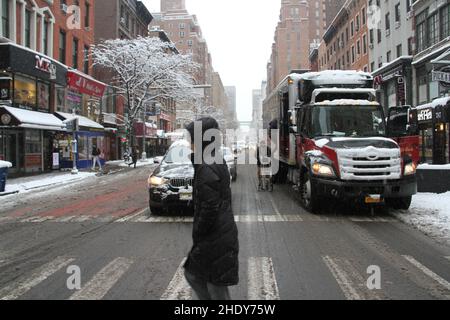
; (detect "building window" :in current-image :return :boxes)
[59,30,66,64]
[369,29,374,44]
[397,44,402,57]
[395,3,401,23]
[441,5,450,39]
[416,10,427,52]
[351,20,354,37]
[356,15,360,31]
[72,37,79,69]
[25,9,31,48]
[385,12,391,31]
[85,2,90,28]
[371,62,375,72]
[363,34,367,54]
[180,31,185,38]
[406,0,412,13]
[428,12,440,46]
[362,7,366,25]
[1,0,9,38]
[387,50,391,63]
[357,39,361,56]
[84,46,89,74]
[377,28,382,43]
[351,45,355,64]
[43,20,49,55]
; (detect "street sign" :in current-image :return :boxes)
[65,118,79,132]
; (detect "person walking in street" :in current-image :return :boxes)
[92,145,102,171]
[130,146,139,169]
[184,117,239,300]
[257,139,272,191]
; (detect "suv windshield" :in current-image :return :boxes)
[311,105,386,138]
[163,146,192,164]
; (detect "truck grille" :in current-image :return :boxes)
[337,148,401,181]
[170,178,193,188]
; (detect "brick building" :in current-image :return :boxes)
[266,0,344,96]
[317,0,369,72]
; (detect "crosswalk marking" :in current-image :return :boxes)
[247,257,280,300]
[69,257,134,300]
[322,256,362,300]
[9,214,399,224]
[115,209,148,222]
[403,255,450,291]
[160,258,192,300]
[0,256,75,300]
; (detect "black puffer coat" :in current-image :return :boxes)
[184,161,239,286]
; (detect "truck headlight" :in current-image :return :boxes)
[404,162,416,176]
[148,176,168,188]
[312,163,336,178]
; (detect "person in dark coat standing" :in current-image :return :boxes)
[184,117,239,300]
[130,146,139,169]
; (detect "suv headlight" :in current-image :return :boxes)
[312,162,336,178]
[404,162,417,176]
[148,176,168,188]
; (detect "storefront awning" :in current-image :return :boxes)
[55,112,104,132]
[0,105,65,131]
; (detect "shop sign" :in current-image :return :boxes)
[432,67,450,88]
[35,55,56,79]
[67,71,106,98]
[417,108,433,122]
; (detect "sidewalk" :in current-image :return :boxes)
[0,171,97,197]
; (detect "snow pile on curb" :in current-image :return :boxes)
[394,192,450,243]
[1,172,96,196]
[0,161,12,168]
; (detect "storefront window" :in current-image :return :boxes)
[24,129,42,172]
[56,86,66,112]
[67,90,82,114]
[37,81,50,112]
[14,75,36,110]
[0,75,11,101]
[78,135,88,160]
[420,128,434,164]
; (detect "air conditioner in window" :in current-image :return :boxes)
[120,17,126,25]
[385,29,391,37]
[61,4,68,14]
[395,21,401,28]
[369,43,374,49]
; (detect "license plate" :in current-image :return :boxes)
[365,195,382,204]
[179,192,193,201]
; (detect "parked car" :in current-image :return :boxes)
[222,147,237,181]
[148,140,194,215]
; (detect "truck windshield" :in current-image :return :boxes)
[311,105,386,138]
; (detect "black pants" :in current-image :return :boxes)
[184,270,231,300]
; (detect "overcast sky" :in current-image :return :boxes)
[143,0,281,121]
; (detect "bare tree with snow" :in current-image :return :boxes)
[91,36,199,146]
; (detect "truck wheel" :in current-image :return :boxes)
[386,196,412,210]
[300,171,320,214]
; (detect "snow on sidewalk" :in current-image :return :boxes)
[106,159,157,168]
[394,192,450,243]
[0,171,96,196]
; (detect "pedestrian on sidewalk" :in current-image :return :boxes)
[183,117,239,301]
[92,145,102,171]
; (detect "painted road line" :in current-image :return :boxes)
[247,257,280,300]
[71,216,92,223]
[403,255,450,291]
[322,256,362,300]
[160,258,192,300]
[55,216,78,223]
[115,209,148,223]
[69,257,134,300]
[0,256,75,300]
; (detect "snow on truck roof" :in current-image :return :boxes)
[289,70,373,83]
[314,99,380,106]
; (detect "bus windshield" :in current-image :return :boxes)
[311,105,386,138]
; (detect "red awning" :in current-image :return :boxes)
[67,70,106,98]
